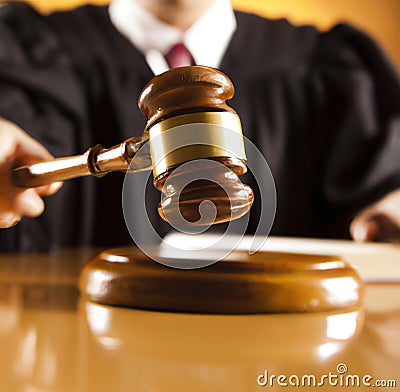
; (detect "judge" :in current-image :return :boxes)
[0,0,399,251]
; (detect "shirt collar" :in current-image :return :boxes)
[109,0,236,74]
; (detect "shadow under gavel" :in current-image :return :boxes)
[11,66,254,226]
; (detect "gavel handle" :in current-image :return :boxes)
[11,135,149,188]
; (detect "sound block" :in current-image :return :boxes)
[79,247,364,314]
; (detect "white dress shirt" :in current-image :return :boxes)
[109,0,237,75]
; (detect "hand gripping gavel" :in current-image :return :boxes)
[11,66,254,226]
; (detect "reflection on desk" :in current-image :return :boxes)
[0,240,399,391]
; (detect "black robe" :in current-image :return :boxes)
[0,3,399,251]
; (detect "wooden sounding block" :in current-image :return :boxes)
[79,248,364,314]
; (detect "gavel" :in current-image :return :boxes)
[11,66,254,226]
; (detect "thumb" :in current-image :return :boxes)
[0,118,54,168]
[0,118,63,195]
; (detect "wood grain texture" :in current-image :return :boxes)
[79,247,364,313]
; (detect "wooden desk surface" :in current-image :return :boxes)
[0,238,399,391]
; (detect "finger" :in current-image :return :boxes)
[14,135,54,166]
[36,181,63,196]
[350,214,379,242]
[351,190,400,243]
[10,188,45,218]
[0,213,20,228]
[0,119,54,166]
[369,213,400,243]
[0,132,20,166]
[0,196,21,228]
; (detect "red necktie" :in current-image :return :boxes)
[165,43,194,69]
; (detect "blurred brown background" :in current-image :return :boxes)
[2,0,400,70]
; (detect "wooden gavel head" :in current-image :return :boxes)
[139,66,254,226]
[11,66,253,228]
